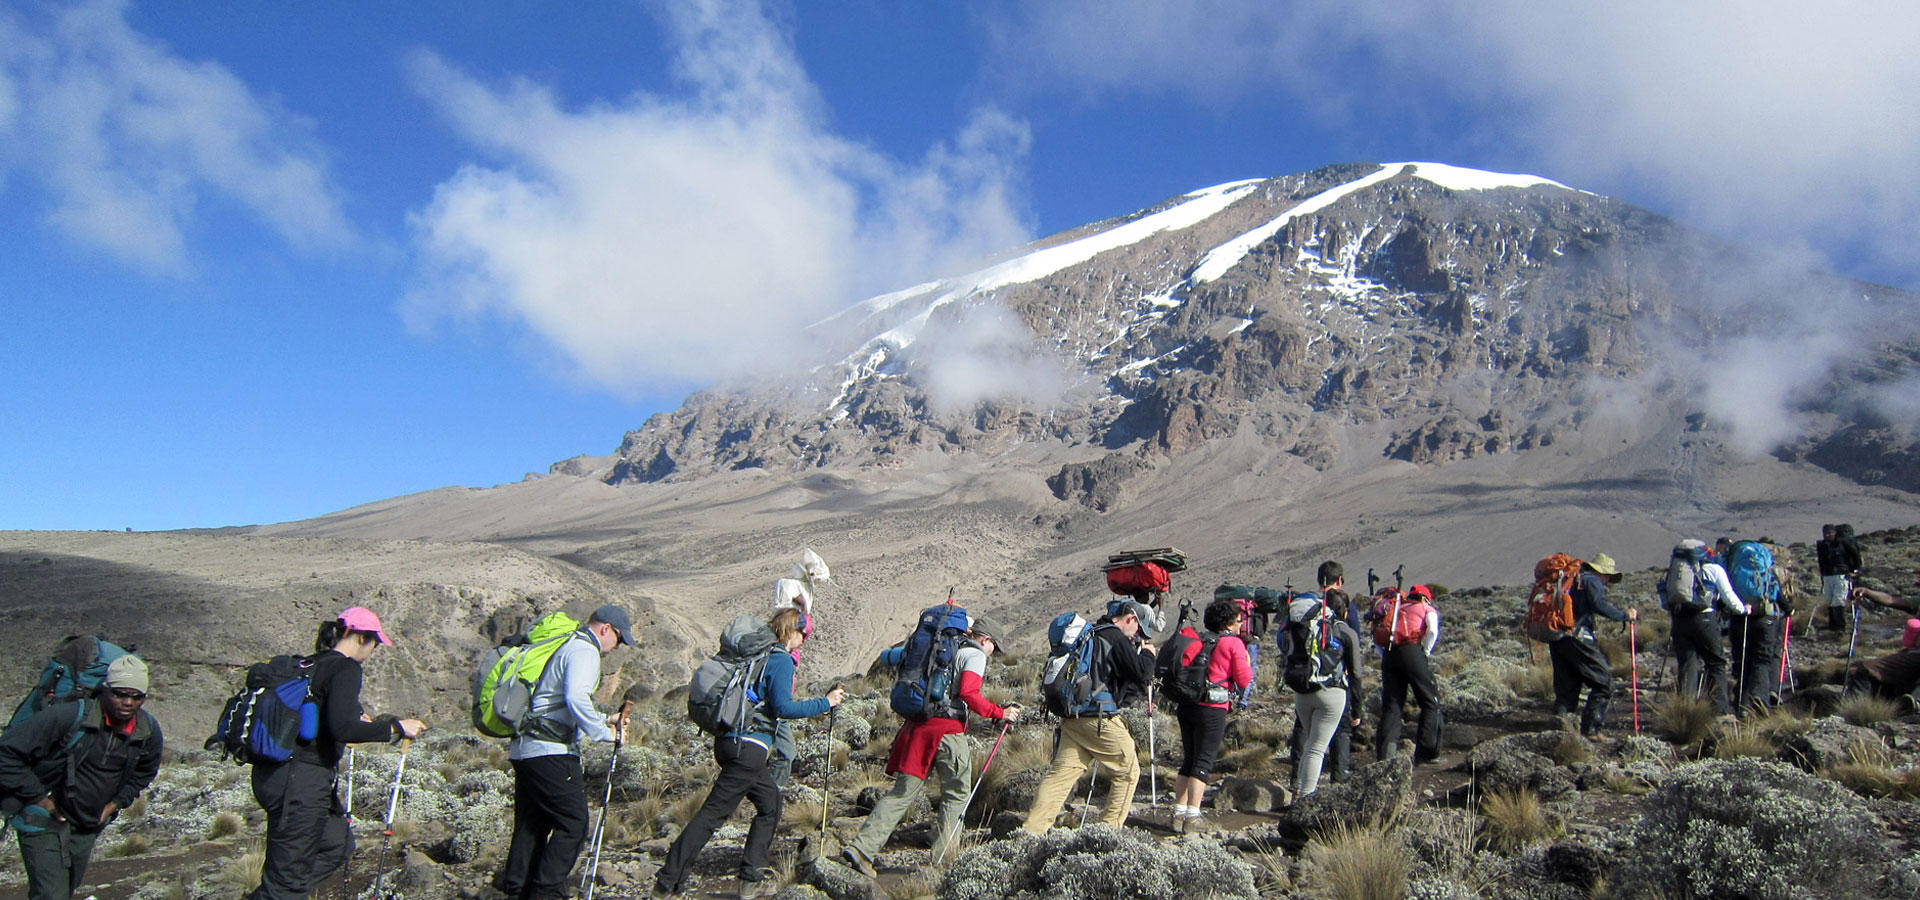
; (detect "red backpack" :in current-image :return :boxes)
[1525,554,1583,643]
[1369,588,1429,648]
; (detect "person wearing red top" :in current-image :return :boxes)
[1169,599,1252,833]
[842,617,1019,878]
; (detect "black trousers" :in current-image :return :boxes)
[503,755,590,900]
[1672,610,1731,712]
[656,736,781,892]
[1727,614,1782,714]
[1174,703,1228,780]
[1377,644,1443,761]
[1548,632,1614,735]
[247,760,352,900]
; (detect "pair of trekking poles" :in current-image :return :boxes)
[340,739,413,900]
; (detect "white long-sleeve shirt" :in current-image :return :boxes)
[1421,609,1440,655]
[1701,563,1751,617]
[509,629,614,760]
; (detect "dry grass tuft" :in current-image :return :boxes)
[1602,771,1653,796]
[667,790,706,827]
[1479,787,1555,852]
[1547,732,1591,766]
[109,833,153,857]
[1711,722,1775,761]
[207,811,244,840]
[1824,739,1920,800]
[781,798,825,831]
[1305,823,1408,900]
[1747,705,1814,744]
[1505,663,1555,702]
[220,838,266,891]
[1651,694,1717,747]
[883,871,938,900]
[1836,693,1900,727]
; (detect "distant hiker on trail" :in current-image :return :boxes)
[500,605,633,900]
[655,609,843,899]
[1550,554,1636,737]
[1160,598,1251,833]
[1665,539,1747,713]
[0,655,161,900]
[842,617,1019,876]
[1285,590,1363,798]
[1022,600,1156,835]
[1373,584,1443,764]
[1279,561,1362,780]
[1819,524,1866,635]
[247,608,426,900]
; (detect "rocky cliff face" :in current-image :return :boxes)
[590,161,1917,500]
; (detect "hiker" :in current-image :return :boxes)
[500,605,633,900]
[1724,541,1786,715]
[768,582,815,788]
[1667,539,1747,713]
[655,608,844,898]
[1279,561,1361,780]
[0,655,162,900]
[1163,599,1251,833]
[1021,600,1156,835]
[1847,580,1920,700]
[1550,554,1636,737]
[247,608,426,900]
[1821,525,1866,635]
[1374,584,1443,764]
[842,618,1019,876]
[1286,592,1362,798]
[1232,594,1260,707]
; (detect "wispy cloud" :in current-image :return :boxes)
[0,0,353,274]
[405,0,1032,394]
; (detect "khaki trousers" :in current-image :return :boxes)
[850,733,972,860]
[1020,716,1139,834]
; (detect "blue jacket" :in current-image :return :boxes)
[737,651,829,746]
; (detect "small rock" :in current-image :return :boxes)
[803,856,878,900]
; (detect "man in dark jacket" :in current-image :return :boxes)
[1021,600,1157,834]
[1550,554,1636,737]
[0,655,163,900]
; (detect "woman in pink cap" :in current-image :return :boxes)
[246,607,426,900]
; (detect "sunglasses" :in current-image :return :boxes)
[109,689,147,701]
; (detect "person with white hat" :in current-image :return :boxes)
[1551,554,1636,737]
[0,654,163,900]
[247,607,426,900]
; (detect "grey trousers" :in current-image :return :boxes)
[1293,688,1347,797]
[849,733,972,861]
[16,822,102,900]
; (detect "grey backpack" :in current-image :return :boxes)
[687,615,777,736]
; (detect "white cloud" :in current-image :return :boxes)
[904,300,1070,416]
[405,0,1032,393]
[0,0,352,273]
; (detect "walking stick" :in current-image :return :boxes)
[1779,617,1794,698]
[376,738,412,899]
[581,701,632,900]
[1628,620,1640,734]
[821,691,840,834]
[1079,760,1100,827]
[1146,684,1158,809]
[960,720,1014,828]
[343,748,355,886]
[1844,601,1862,693]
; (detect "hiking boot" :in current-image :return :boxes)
[841,846,879,879]
[1184,815,1221,835]
[651,880,683,898]
[1170,814,1188,835]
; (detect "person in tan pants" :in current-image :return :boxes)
[1022,601,1157,834]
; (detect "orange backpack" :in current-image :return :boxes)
[1525,554,1583,642]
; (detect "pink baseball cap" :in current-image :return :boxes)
[338,607,393,645]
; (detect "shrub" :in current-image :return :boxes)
[1613,758,1895,900]
[1305,823,1409,900]
[1503,663,1555,702]
[937,824,1255,900]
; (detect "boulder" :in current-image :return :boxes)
[1462,733,1576,799]
[1215,776,1291,813]
[937,825,1256,900]
[1782,717,1883,771]
[804,856,879,900]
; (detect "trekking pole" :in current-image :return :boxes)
[343,748,355,886]
[1844,601,1862,693]
[821,690,840,834]
[1394,565,1405,592]
[581,700,632,900]
[1629,620,1640,734]
[960,720,1014,828]
[376,738,412,899]
[1146,684,1158,809]
[1079,759,1100,827]
[1779,617,1794,699]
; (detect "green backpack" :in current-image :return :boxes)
[471,612,582,738]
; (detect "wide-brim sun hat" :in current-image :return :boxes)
[1588,554,1620,575]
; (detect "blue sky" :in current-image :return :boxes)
[4,0,1917,531]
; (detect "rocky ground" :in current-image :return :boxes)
[6,527,1920,899]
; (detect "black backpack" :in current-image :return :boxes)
[1283,601,1346,694]
[206,655,319,764]
[1156,627,1230,705]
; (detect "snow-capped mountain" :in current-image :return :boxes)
[591,161,1916,502]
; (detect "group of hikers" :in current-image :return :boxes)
[4,530,1919,900]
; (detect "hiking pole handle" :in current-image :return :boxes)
[1393,565,1405,591]
[614,699,634,750]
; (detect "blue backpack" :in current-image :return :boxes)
[889,603,973,721]
[1041,622,1118,718]
[1727,541,1780,616]
[206,655,320,764]
[7,636,132,732]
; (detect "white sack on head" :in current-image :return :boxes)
[774,577,813,616]
[794,549,831,587]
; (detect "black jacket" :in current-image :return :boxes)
[0,700,162,833]
[1571,573,1630,633]
[1094,623,1156,709]
[296,651,400,767]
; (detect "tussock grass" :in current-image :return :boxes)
[883,871,937,900]
[1235,717,1292,749]
[1547,733,1591,766]
[1824,739,1920,800]
[1651,694,1717,747]
[1747,705,1814,744]
[124,794,148,819]
[1602,771,1653,796]
[487,746,511,773]
[1304,824,1408,900]
[1246,837,1293,896]
[206,811,243,840]
[1837,693,1900,727]
[1711,722,1775,761]
[220,838,267,892]
[1807,657,1850,687]
[1479,787,1554,852]
[109,833,153,857]
[781,798,824,831]
[1505,663,1555,702]
[667,790,706,827]
[1214,743,1279,777]
[973,733,1052,817]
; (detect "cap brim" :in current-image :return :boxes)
[372,629,393,646]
